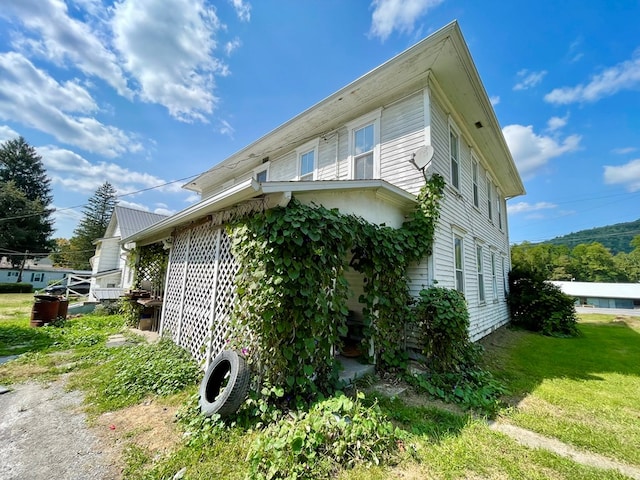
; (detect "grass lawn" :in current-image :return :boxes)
[489,313,640,468]
[1,295,638,479]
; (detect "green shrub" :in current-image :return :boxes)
[0,282,33,293]
[247,392,398,479]
[410,287,507,414]
[508,267,578,337]
[413,286,473,372]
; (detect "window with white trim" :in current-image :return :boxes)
[497,195,503,230]
[296,140,318,181]
[476,245,485,303]
[454,234,464,293]
[472,158,479,208]
[354,124,374,179]
[299,150,315,181]
[30,272,44,282]
[348,110,381,180]
[491,252,498,300]
[255,168,268,183]
[487,177,493,221]
[450,128,460,189]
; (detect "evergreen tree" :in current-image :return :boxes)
[70,182,118,269]
[0,137,54,266]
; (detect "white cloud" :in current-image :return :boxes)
[612,147,637,155]
[219,119,235,138]
[112,0,226,123]
[489,95,500,106]
[37,145,184,197]
[603,158,640,192]
[0,52,139,157]
[545,51,640,104]
[154,206,176,216]
[513,69,547,91]
[507,201,557,215]
[230,0,251,22]
[225,38,242,56]
[502,124,581,178]
[546,113,569,131]
[369,0,444,42]
[0,125,20,142]
[3,0,132,98]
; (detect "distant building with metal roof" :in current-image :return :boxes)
[551,281,640,310]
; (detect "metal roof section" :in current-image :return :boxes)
[122,179,418,246]
[552,281,640,300]
[185,21,525,199]
[103,205,168,240]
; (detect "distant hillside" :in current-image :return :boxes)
[546,218,640,254]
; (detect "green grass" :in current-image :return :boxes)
[490,314,640,467]
[2,300,638,479]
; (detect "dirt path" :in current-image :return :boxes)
[490,421,640,480]
[0,377,120,480]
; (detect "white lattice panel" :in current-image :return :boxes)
[160,222,238,369]
[161,230,189,340]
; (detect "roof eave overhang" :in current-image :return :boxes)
[122,179,417,246]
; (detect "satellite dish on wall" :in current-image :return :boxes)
[410,145,434,171]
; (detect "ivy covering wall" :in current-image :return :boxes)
[229,174,445,405]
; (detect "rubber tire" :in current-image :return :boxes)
[199,350,250,418]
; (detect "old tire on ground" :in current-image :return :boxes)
[199,350,250,418]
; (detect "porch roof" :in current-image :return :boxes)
[121,179,417,247]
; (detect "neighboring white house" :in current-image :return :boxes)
[0,257,91,291]
[552,281,640,310]
[89,206,167,301]
[123,21,525,368]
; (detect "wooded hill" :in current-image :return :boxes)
[545,218,640,254]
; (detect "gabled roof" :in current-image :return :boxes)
[103,206,168,240]
[185,20,524,199]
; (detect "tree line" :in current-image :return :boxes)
[0,137,117,273]
[511,236,640,283]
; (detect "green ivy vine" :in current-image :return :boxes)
[229,174,445,405]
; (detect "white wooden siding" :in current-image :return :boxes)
[379,92,425,194]
[193,84,513,341]
[427,93,511,340]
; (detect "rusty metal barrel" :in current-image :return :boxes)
[30,295,60,327]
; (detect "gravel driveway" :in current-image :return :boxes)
[0,377,120,480]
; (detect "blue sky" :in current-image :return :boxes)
[1,0,639,245]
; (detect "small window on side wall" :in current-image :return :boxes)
[354,124,374,179]
[450,128,460,190]
[454,234,464,293]
[299,150,315,181]
[255,169,268,183]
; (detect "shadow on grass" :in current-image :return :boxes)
[482,315,640,404]
[0,322,58,357]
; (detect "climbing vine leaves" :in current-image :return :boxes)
[229,174,445,404]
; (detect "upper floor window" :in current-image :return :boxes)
[450,128,460,190]
[472,158,479,208]
[348,109,381,180]
[255,169,268,183]
[299,150,315,181]
[497,195,503,230]
[487,177,493,221]
[454,234,464,293]
[296,140,318,181]
[354,124,374,179]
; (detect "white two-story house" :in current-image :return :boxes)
[123,21,525,368]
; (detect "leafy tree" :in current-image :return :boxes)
[569,242,617,282]
[69,182,118,269]
[0,137,54,265]
[0,182,50,265]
